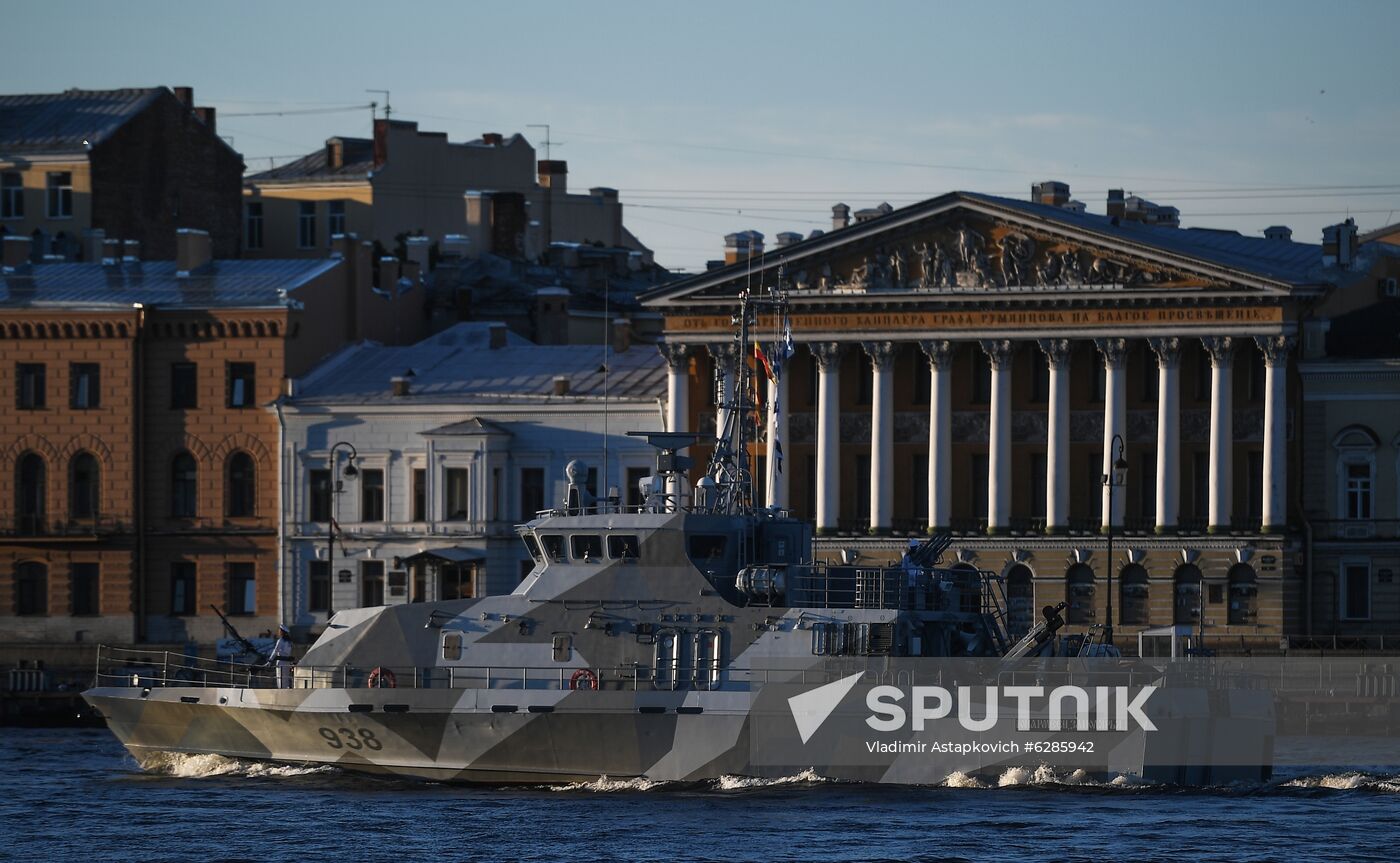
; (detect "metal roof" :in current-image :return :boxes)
[0,88,164,155]
[246,137,375,183]
[0,258,340,309]
[293,322,666,406]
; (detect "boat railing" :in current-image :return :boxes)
[778,564,999,614]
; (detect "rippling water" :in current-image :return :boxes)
[2,728,1397,862]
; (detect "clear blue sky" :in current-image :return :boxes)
[5,0,1398,271]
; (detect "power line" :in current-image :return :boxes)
[222,104,372,118]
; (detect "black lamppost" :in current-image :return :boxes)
[1102,433,1128,646]
[326,442,359,619]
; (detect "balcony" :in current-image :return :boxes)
[1,515,130,539]
[292,520,496,540]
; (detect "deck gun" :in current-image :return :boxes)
[1001,601,1070,661]
[906,534,953,569]
[209,604,268,665]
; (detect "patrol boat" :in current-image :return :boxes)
[85,291,1273,785]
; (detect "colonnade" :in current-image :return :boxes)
[659,334,1293,534]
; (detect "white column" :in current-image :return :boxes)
[659,343,690,434]
[1202,336,1235,532]
[1257,335,1294,533]
[812,343,843,534]
[981,339,1014,532]
[1096,338,1128,530]
[864,341,897,533]
[919,340,954,531]
[707,343,737,442]
[1038,339,1072,532]
[765,368,790,508]
[1148,337,1182,532]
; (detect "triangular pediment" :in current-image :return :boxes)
[641,193,1320,309]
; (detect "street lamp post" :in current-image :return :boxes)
[326,442,359,620]
[1102,433,1128,646]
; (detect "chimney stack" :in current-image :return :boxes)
[482,132,504,146]
[723,232,748,265]
[193,106,216,134]
[488,322,509,349]
[175,228,212,275]
[326,138,344,170]
[1032,181,1070,207]
[1263,225,1293,242]
[101,238,121,263]
[776,231,802,249]
[82,228,105,263]
[405,235,431,274]
[1106,189,1126,220]
[390,376,411,396]
[122,239,141,262]
[533,287,569,345]
[537,160,567,194]
[552,375,571,396]
[612,317,632,352]
[832,203,850,231]
[377,256,401,290]
[172,86,194,107]
[2,235,30,269]
[1322,218,1359,269]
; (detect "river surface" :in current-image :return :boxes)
[2,728,1398,862]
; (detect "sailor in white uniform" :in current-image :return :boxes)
[269,624,294,689]
[902,539,923,609]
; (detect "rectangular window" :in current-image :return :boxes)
[227,362,254,408]
[70,562,99,616]
[571,534,603,561]
[171,362,197,409]
[227,562,255,615]
[244,202,264,250]
[70,363,99,409]
[1345,462,1373,519]
[1,171,22,219]
[297,201,316,248]
[15,563,46,615]
[1246,451,1264,521]
[360,560,385,607]
[1341,562,1371,620]
[607,534,640,560]
[519,467,544,520]
[327,200,345,241]
[971,454,989,522]
[17,363,45,409]
[411,468,426,521]
[1192,452,1210,521]
[1029,351,1049,403]
[971,354,991,404]
[626,466,650,510]
[1029,452,1047,519]
[443,632,464,661]
[360,469,384,522]
[912,453,929,523]
[169,562,195,616]
[46,171,72,218]
[308,561,330,613]
[308,469,331,522]
[1139,451,1156,523]
[445,468,469,520]
[439,564,472,601]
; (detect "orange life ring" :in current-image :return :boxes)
[367,666,397,689]
[569,668,598,691]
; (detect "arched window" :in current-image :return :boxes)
[1333,425,1379,521]
[1120,563,1150,626]
[15,561,47,615]
[1065,563,1096,625]
[16,453,46,535]
[227,452,256,517]
[69,452,100,519]
[1005,564,1034,637]
[171,452,198,517]
[1174,564,1202,625]
[1227,563,1258,625]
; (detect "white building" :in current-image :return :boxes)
[276,321,665,635]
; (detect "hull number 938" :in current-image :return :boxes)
[318,726,383,751]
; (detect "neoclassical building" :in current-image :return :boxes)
[642,186,1373,652]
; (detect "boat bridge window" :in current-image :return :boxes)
[688,534,728,562]
[608,534,640,560]
[571,534,603,562]
[540,534,565,563]
[522,534,543,563]
[442,632,463,661]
